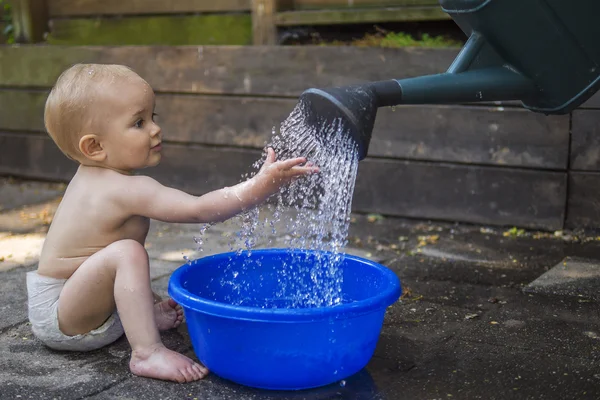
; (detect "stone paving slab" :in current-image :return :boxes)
[89,368,381,400]
[0,177,65,212]
[395,278,518,311]
[0,202,55,234]
[149,259,185,281]
[0,321,192,400]
[2,178,600,399]
[524,256,600,301]
[372,339,600,400]
[0,322,130,400]
[0,233,45,271]
[0,264,35,332]
[386,235,564,287]
[457,294,600,360]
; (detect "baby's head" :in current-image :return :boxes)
[45,64,162,171]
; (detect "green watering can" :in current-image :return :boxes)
[299,0,600,160]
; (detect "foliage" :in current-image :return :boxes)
[360,31,462,48]
[1,0,14,44]
[322,27,462,49]
[503,227,526,238]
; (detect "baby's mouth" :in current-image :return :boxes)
[151,142,162,151]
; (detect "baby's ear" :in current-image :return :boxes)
[78,134,106,162]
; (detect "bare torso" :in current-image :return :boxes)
[37,166,150,279]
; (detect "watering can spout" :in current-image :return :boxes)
[299,67,535,160]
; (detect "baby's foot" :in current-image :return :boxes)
[154,298,183,331]
[130,344,208,383]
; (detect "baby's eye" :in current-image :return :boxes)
[134,119,144,128]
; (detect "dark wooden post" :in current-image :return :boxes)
[11,0,48,43]
[0,6,6,43]
[252,0,293,45]
[252,0,276,45]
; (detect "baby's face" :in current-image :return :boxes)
[95,75,162,173]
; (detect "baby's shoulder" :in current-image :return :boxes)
[106,173,160,200]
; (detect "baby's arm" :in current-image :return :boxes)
[123,148,318,224]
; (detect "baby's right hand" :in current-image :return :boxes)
[256,147,319,191]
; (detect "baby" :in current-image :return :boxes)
[27,64,318,383]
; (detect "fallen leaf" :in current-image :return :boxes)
[366,214,384,223]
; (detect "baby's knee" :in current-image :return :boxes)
[109,239,148,267]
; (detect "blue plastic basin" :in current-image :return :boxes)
[168,248,401,390]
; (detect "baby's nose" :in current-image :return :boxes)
[151,124,161,136]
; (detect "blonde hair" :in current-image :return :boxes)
[44,63,141,160]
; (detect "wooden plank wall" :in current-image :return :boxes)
[276,0,450,27]
[40,0,451,46]
[567,106,600,229]
[0,45,590,230]
[45,0,253,45]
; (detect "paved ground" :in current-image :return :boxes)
[0,177,599,400]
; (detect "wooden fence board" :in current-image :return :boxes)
[581,91,600,109]
[354,159,567,230]
[47,15,252,46]
[275,6,450,26]
[0,90,569,169]
[570,110,600,171]
[0,132,567,229]
[0,90,49,132]
[146,144,263,195]
[293,0,439,9]
[0,132,77,181]
[48,0,252,17]
[566,172,600,229]
[0,132,259,192]
[0,22,6,43]
[0,45,459,96]
[0,8,6,43]
[371,105,569,169]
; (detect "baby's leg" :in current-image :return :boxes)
[57,239,208,382]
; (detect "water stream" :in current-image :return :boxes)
[195,99,360,308]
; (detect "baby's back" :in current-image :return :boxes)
[37,166,150,279]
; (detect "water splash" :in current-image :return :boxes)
[198,99,359,309]
[274,100,358,307]
[240,99,359,308]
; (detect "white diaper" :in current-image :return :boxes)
[26,271,125,351]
